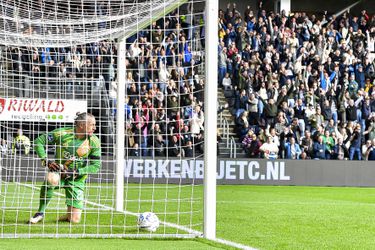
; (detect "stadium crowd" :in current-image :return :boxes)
[219,2,375,160]
[6,40,116,91]
[2,6,205,159]
[3,1,375,161]
[122,10,205,158]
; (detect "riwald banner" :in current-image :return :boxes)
[0,98,87,122]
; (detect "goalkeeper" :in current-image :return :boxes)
[29,112,101,224]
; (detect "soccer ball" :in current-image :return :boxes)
[46,172,60,186]
[137,212,160,232]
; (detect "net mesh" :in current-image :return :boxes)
[0,0,184,47]
[0,0,206,238]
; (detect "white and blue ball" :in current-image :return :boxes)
[137,212,160,232]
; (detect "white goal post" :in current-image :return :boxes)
[0,0,217,239]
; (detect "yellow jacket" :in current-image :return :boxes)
[12,135,31,155]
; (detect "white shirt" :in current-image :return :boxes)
[222,77,232,88]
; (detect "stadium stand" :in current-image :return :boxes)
[1,1,374,161]
[0,5,205,158]
[218,2,375,160]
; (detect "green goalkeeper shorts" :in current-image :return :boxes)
[62,178,85,209]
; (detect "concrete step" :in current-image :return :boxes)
[217,125,236,130]
[218,142,243,147]
[217,131,237,136]
[219,153,248,158]
[218,142,244,148]
[217,128,237,135]
[217,87,243,158]
[218,109,232,114]
[217,98,228,102]
[217,123,236,129]
[217,120,236,125]
[218,100,229,105]
[218,116,234,121]
[219,148,244,154]
[218,113,234,118]
[217,118,235,123]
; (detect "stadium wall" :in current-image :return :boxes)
[3,157,375,187]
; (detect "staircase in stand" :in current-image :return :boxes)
[217,88,247,158]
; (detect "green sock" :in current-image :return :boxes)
[38,182,55,213]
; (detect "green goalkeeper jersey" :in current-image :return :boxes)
[34,127,101,180]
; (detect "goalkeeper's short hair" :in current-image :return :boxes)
[74,112,95,126]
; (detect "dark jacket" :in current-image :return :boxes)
[313,142,327,159]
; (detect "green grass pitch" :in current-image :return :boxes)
[0,182,203,236]
[2,182,375,249]
[217,185,375,249]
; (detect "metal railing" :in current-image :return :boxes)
[219,111,238,158]
[220,116,230,148]
[229,136,237,158]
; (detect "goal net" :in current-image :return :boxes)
[0,0,207,238]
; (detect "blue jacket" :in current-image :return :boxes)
[355,70,365,89]
[320,71,336,91]
[284,142,302,159]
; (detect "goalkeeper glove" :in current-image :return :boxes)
[42,159,61,172]
[61,168,78,180]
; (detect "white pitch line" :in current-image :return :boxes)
[14,182,258,249]
[217,200,375,206]
[15,182,202,236]
[214,238,258,250]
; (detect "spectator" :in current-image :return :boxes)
[247,133,262,158]
[153,135,166,157]
[361,96,371,130]
[183,140,194,157]
[234,89,249,117]
[346,99,358,122]
[222,72,232,90]
[284,137,302,160]
[259,136,279,160]
[242,130,254,154]
[190,105,204,135]
[325,119,336,134]
[258,95,280,127]
[313,136,327,160]
[279,126,294,158]
[349,124,362,160]
[0,138,8,156]
[290,118,303,143]
[309,106,324,132]
[366,139,375,160]
[322,130,335,159]
[12,129,31,155]
[236,111,250,140]
[301,130,314,159]
[305,104,316,131]
[333,137,349,160]
[218,47,228,85]
[362,140,372,160]
[129,143,141,157]
[247,93,259,125]
[363,114,375,141]
[294,99,306,137]
[169,135,182,157]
